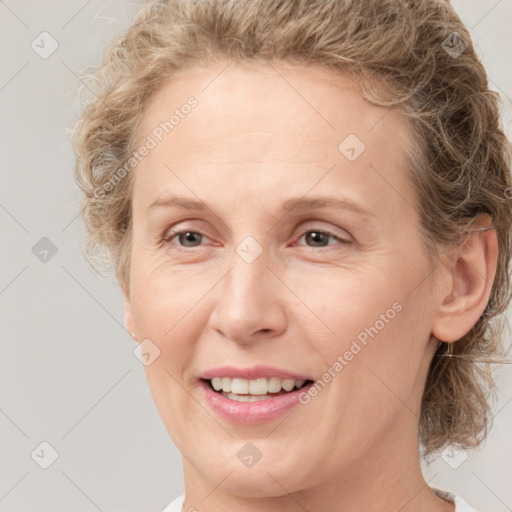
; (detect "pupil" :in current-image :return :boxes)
[180,231,200,247]
[307,231,327,247]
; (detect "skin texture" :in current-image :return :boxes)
[123,61,497,512]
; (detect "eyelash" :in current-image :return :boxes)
[161,228,351,249]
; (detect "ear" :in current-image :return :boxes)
[124,295,137,340]
[432,215,498,343]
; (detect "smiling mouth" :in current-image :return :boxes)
[201,377,314,402]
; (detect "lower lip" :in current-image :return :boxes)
[199,380,312,425]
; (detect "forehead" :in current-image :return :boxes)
[132,61,413,210]
[138,61,407,142]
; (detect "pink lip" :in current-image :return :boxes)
[199,379,313,424]
[199,365,312,381]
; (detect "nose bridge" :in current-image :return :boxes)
[225,236,272,309]
[211,235,286,342]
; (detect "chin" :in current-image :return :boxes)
[197,453,315,499]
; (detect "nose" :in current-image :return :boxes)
[209,241,287,345]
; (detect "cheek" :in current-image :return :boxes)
[291,265,402,347]
[298,256,434,400]
[129,248,216,332]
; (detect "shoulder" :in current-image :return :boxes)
[162,493,185,512]
[432,487,478,512]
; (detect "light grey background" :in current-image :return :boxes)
[0,1,511,511]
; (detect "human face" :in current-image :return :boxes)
[125,61,439,498]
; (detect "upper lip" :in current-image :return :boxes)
[200,365,313,381]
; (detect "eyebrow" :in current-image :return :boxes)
[148,195,375,217]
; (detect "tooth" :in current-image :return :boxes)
[224,392,273,402]
[231,377,249,394]
[281,379,295,392]
[249,378,268,395]
[267,377,281,393]
[211,377,223,391]
[209,376,309,395]
[221,377,231,392]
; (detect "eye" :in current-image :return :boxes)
[160,227,350,250]
[296,229,350,248]
[162,230,209,248]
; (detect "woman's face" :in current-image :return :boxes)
[125,62,440,496]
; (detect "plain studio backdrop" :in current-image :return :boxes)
[0,1,511,511]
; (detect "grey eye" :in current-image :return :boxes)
[302,230,339,247]
[176,231,204,247]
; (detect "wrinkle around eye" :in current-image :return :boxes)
[146,209,384,255]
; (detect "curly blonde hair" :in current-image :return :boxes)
[70,0,512,456]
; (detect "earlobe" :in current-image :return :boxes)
[431,216,498,343]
